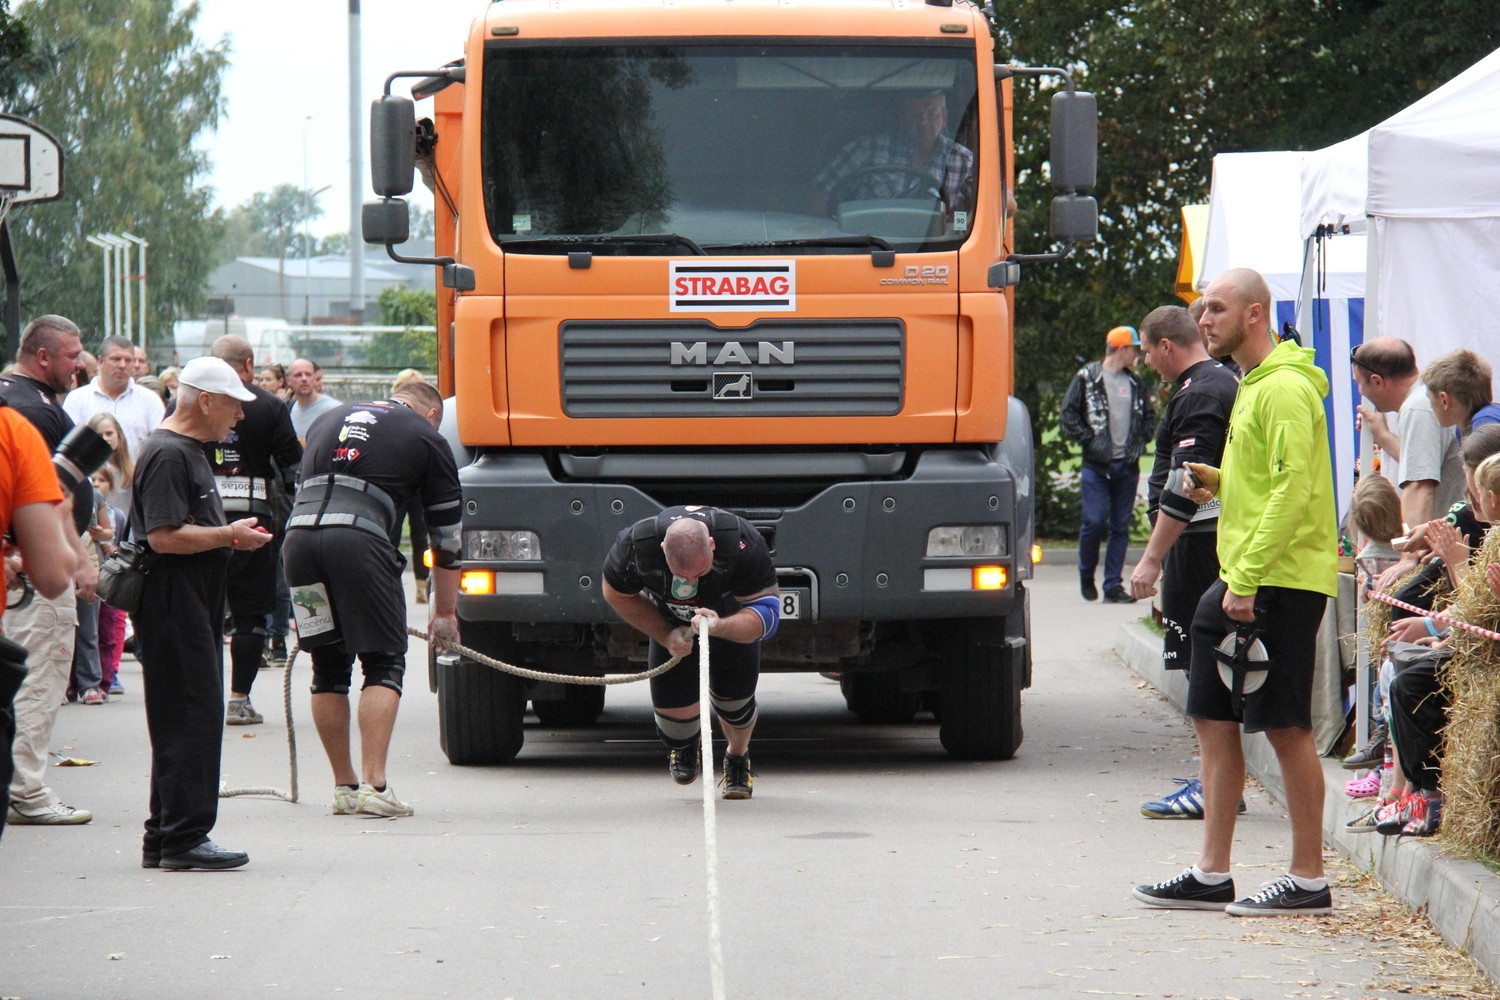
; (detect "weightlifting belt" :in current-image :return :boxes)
[287,473,399,541]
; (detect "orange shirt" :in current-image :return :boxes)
[0,406,64,540]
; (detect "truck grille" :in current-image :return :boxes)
[559,320,904,418]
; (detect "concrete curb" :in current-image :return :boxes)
[1116,619,1500,983]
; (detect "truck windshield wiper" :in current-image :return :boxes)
[500,233,708,255]
[703,235,897,252]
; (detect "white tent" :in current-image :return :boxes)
[1302,46,1500,364]
[1200,151,1367,517]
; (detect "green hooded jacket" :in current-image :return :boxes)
[1218,339,1339,598]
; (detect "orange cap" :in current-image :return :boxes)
[1107,325,1139,348]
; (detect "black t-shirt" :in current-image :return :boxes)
[1146,359,1240,530]
[603,505,777,622]
[0,372,90,535]
[298,399,463,542]
[201,381,302,525]
[130,428,231,620]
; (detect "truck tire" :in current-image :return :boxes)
[437,654,527,765]
[840,670,922,723]
[531,685,606,727]
[938,619,1024,761]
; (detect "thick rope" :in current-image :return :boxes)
[219,629,688,803]
[219,640,302,802]
[1369,591,1500,643]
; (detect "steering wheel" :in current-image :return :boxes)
[825,165,940,206]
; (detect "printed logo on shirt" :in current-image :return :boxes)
[1178,437,1196,448]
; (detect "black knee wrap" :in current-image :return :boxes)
[359,651,406,696]
[711,693,757,730]
[308,647,356,695]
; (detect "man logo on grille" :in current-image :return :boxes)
[714,372,752,400]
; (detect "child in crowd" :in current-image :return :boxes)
[1340,473,1406,777]
[87,412,134,696]
[66,469,115,704]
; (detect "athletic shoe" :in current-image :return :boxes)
[1376,791,1420,836]
[1140,777,1248,819]
[1345,794,1395,833]
[82,687,107,705]
[1401,794,1443,837]
[355,783,414,818]
[7,801,93,825]
[1132,868,1236,910]
[669,745,701,785]
[225,699,263,726]
[1224,875,1333,916]
[415,579,429,604]
[1344,768,1382,799]
[1081,577,1099,602]
[332,785,360,816]
[108,678,125,696]
[1103,586,1138,604]
[721,752,755,800]
[268,639,288,667]
[1340,721,1389,770]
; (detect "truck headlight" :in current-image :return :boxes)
[925,525,1005,558]
[465,529,541,561]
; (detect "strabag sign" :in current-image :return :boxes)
[670,260,795,312]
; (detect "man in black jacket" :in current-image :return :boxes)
[1060,326,1156,603]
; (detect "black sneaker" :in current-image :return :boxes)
[1081,577,1099,601]
[1224,875,1332,916]
[1103,586,1137,604]
[721,752,755,800]
[1340,721,1388,770]
[1132,868,1235,910]
[668,745,700,785]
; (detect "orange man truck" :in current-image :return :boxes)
[363,0,1096,765]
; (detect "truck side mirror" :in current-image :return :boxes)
[1049,90,1096,194]
[362,198,411,246]
[1050,194,1098,245]
[370,95,416,198]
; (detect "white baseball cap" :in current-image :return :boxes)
[177,357,255,401]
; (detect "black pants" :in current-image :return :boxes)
[135,596,226,856]
[1388,661,1447,794]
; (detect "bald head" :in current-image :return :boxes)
[1200,267,1274,368]
[211,335,255,377]
[662,518,714,580]
[1219,267,1272,315]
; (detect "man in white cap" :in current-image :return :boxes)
[131,356,272,871]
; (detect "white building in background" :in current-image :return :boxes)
[202,245,434,325]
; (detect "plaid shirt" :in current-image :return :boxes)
[815,133,975,210]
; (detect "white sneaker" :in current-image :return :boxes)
[225,699,264,725]
[355,783,414,818]
[8,801,93,825]
[332,785,360,815]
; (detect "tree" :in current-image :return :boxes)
[0,0,36,107]
[6,0,227,347]
[990,0,1500,536]
[369,285,437,371]
[221,183,326,260]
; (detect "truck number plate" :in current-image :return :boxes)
[780,590,805,621]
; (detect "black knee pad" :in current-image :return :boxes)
[711,693,757,730]
[227,613,269,638]
[655,712,701,750]
[359,651,406,696]
[308,647,356,695]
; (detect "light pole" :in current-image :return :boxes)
[85,235,112,337]
[123,233,148,354]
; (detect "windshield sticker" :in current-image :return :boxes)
[512,214,532,233]
[670,261,795,312]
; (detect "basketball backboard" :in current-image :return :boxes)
[0,113,63,204]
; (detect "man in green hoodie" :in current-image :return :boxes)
[1133,267,1339,917]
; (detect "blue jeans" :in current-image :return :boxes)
[1078,458,1139,593]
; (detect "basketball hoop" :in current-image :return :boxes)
[0,114,64,214]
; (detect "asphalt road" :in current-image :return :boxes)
[2,563,1422,999]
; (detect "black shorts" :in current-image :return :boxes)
[1186,579,1326,733]
[647,635,760,711]
[282,526,408,655]
[1160,530,1220,671]
[225,540,278,617]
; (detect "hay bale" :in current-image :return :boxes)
[1438,529,1500,858]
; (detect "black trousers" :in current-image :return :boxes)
[1388,661,1448,794]
[135,595,226,856]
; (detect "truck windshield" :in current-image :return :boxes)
[481,41,980,255]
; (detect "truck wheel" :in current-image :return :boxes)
[532,684,606,727]
[938,621,1023,760]
[437,654,527,765]
[840,670,922,723]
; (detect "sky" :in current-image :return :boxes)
[192,0,491,240]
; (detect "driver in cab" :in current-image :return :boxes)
[811,90,975,217]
